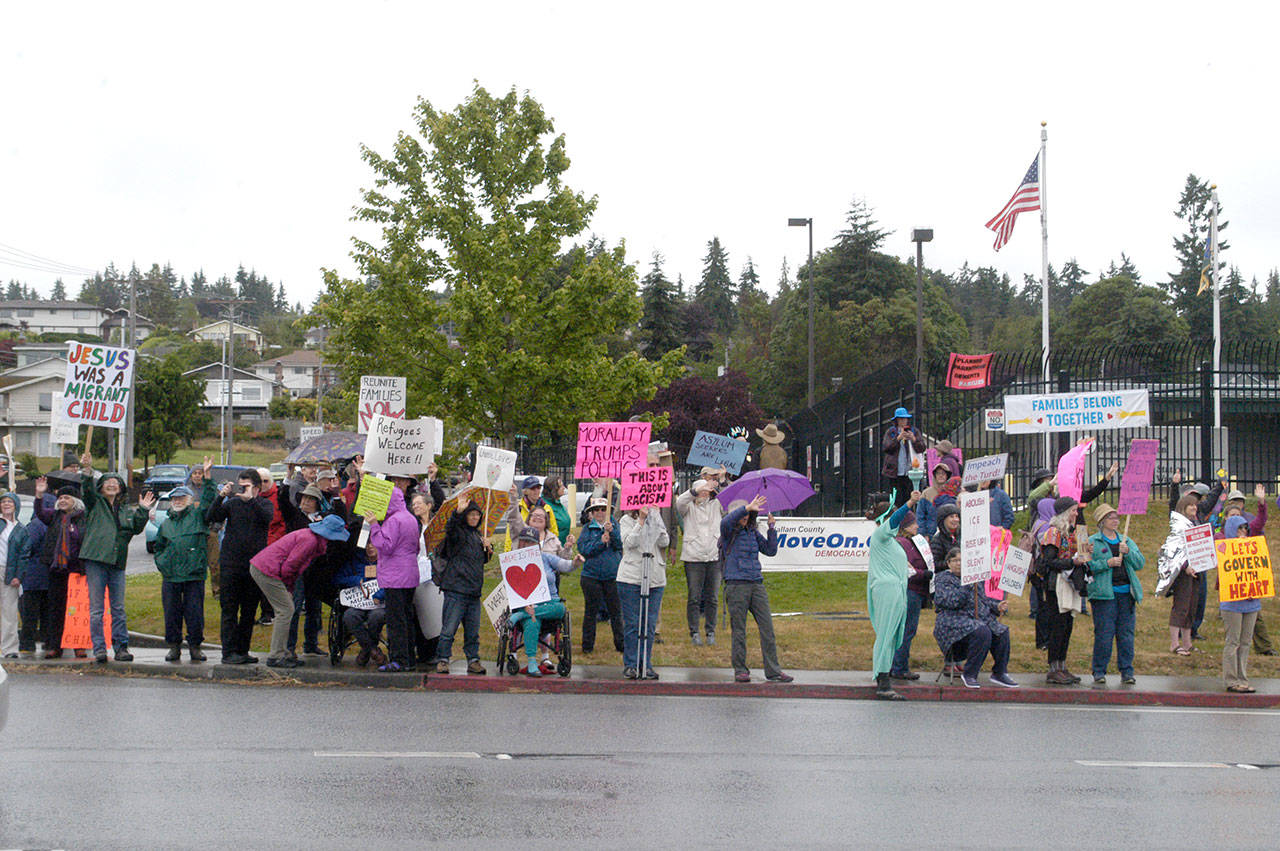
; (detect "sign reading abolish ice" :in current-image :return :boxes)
[357,375,407,434]
[757,517,877,572]
[620,466,673,510]
[686,430,749,475]
[959,490,991,586]
[362,414,438,477]
[1004,389,1149,434]
[63,341,135,428]
[574,421,650,478]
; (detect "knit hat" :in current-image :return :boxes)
[935,504,959,525]
[1224,515,1249,538]
[1053,496,1079,516]
[62,451,80,468]
[901,510,917,527]
[1093,503,1118,526]
[309,514,350,541]
[57,485,79,497]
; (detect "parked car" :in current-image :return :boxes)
[143,464,190,495]
[144,494,172,554]
[269,462,287,483]
[208,465,253,487]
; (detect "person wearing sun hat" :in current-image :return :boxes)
[756,423,788,470]
[1086,503,1145,685]
[881,407,926,509]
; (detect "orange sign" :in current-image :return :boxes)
[62,572,112,649]
[1216,536,1275,603]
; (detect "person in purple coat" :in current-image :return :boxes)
[363,486,422,672]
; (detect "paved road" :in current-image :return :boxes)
[3,675,1280,848]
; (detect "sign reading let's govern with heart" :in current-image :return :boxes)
[499,545,551,609]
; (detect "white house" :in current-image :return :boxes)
[190,320,264,353]
[0,300,109,336]
[253,350,336,397]
[0,371,71,457]
[182,363,278,416]
[12,343,69,368]
[99,309,156,345]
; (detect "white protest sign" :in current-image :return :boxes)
[962,453,1008,487]
[959,490,991,586]
[299,425,323,442]
[63,341,136,429]
[1005,388,1149,434]
[757,517,877,572]
[362,414,437,477]
[1184,524,1218,574]
[338,579,382,610]
[357,375,407,434]
[998,547,1032,596]
[483,583,510,632]
[499,545,551,609]
[432,417,445,456]
[475,445,517,493]
[49,392,79,444]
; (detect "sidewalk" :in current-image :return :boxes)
[6,637,1280,708]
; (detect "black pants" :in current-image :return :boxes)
[163,579,205,646]
[219,565,258,656]
[1192,574,1208,634]
[287,574,324,652]
[46,571,70,652]
[19,588,49,651]
[383,587,416,668]
[579,576,623,653]
[413,617,437,668]
[1037,583,1074,663]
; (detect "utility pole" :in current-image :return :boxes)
[209,297,251,466]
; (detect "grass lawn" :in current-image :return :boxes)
[121,494,1280,680]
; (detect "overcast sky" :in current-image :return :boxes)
[3,2,1278,310]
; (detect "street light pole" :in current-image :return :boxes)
[209,297,251,466]
[911,228,934,382]
[788,217,814,408]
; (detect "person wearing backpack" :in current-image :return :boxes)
[720,496,793,684]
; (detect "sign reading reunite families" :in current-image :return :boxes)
[959,489,991,585]
[1217,536,1274,603]
[620,466,673,510]
[357,375,407,434]
[574,421,651,478]
[62,341,135,428]
[362,414,438,476]
[686,430,749,474]
[1004,388,1149,434]
[499,545,551,609]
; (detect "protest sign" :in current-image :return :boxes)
[299,425,323,442]
[1217,536,1275,603]
[962,453,1008,487]
[686,430,749,475]
[984,408,1005,431]
[1005,388,1149,434]
[338,579,382,610]
[62,572,111,649]
[500,545,551,609]
[998,547,1033,596]
[62,341,135,428]
[357,375,407,434]
[475,445,517,493]
[959,490,991,586]
[483,583,510,632]
[620,466,673,510]
[1118,438,1160,515]
[757,517,877,572]
[925,445,963,481]
[945,353,994,390]
[985,526,1013,600]
[362,414,437,476]
[353,474,395,521]
[49,392,78,445]
[1183,524,1218,573]
[574,421,651,479]
[1056,440,1095,502]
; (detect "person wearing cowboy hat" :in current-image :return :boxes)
[1086,503,1145,685]
[756,423,787,470]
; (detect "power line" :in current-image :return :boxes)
[0,240,97,276]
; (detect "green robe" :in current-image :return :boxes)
[867,509,909,676]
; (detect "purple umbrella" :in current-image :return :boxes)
[716,468,816,512]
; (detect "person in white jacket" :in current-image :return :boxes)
[617,507,669,680]
[676,480,723,646]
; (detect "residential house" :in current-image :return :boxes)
[99,309,156,345]
[0,300,109,336]
[253,349,336,397]
[304,326,328,349]
[12,343,69,368]
[190,320,264,353]
[0,369,71,457]
[182,362,278,417]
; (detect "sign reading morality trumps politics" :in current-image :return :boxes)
[575,422,651,478]
[62,341,135,428]
[1004,389,1149,434]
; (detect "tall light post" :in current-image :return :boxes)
[788,217,814,408]
[911,228,933,381]
[209,297,251,465]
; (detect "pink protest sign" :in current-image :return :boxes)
[575,422,651,479]
[1118,439,1160,515]
[925,445,964,482]
[985,527,1013,601]
[1055,439,1095,502]
[620,466,673,510]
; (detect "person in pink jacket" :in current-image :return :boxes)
[362,486,422,672]
[250,514,350,668]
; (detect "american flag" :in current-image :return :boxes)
[985,156,1041,252]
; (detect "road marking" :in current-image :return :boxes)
[1006,705,1280,717]
[314,751,485,759]
[1077,761,1266,770]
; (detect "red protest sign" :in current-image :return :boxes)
[945,353,994,390]
[62,572,112,650]
[620,466,673,510]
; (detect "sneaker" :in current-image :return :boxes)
[960,673,980,689]
[623,667,639,679]
[3,653,16,659]
[890,671,920,681]
[705,633,716,646]
[989,673,1020,688]
[525,665,542,678]
[258,617,273,626]
[466,660,486,675]
[766,672,795,683]
[245,655,260,664]
[1093,676,1107,685]
[690,633,702,646]
[165,645,182,662]
[302,647,325,657]
[538,660,556,675]
[95,652,108,664]
[1122,674,1137,685]
[114,647,134,663]
[188,646,207,662]
[435,661,450,674]
[734,672,751,683]
[266,657,303,668]
[643,668,659,680]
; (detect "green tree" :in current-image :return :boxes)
[737,258,761,314]
[314,84,682,440]
[51,278,67,300]
[1166,174,1228,338]
[134,356,210,467]
[639,253,683,359]
[696,237,736,335]
[1058,275,1189,349]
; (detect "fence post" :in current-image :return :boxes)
[1057,369,1071,461]
[1200,360,1214,484]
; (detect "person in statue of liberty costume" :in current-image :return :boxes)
[867,490,918,700]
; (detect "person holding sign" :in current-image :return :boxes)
[1034,497,1091,685]
[576,498,624,655]
[506,527,578,677]
[363,485,422,673]
[79,453,155,663]
[1219,515,1263,693]
[721,496,792,684]
[433,501,492,675]
[1086,505,1145,685]
[1157,494,1202,657]
[617,505,669,680]
[933,547,1017,689]
[1217,485,1273,656]
[32,481,86,658]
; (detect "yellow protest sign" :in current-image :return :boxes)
[353,475,395,521]
[1216,536,1275,603]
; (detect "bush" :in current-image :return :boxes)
[15,452,39,479]
[232,425,252,441]
[264,422,285,440]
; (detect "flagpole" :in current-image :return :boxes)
[1211,184,1221,429]
[1039,121,1051,467]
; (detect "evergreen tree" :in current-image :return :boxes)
[696,237,736,335]
[51,278,67,300]
[639,253,683,359]
[1166,174,1228,338]
[737,258,761,313]
[190,269,207,297]
[275,282,289,313]
[1104,253,1141,283]
[5,281,21,300]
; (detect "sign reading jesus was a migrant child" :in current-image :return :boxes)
[62,341,135,428]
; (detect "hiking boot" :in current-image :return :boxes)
[188,644,206,662]
[1046,669,1075,685]
[95,652,108,664]
[466,659,486,675]
[165,644,182,662]
[114,646,134,662]
[875,673,904,700]
[435,660,450,674]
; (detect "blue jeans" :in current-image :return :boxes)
[84,560,128,655]
[436,590,482,662]
[618,581,664,671]
[890,590,924,675]
[1090,593,1136,677]
[509,600,568,660]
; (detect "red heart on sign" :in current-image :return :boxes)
[1107,413,1114,419]
[505,563,542,600]
[1036,417,1043,424]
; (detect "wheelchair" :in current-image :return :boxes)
[496,608,573,677]
[327,598,387,666]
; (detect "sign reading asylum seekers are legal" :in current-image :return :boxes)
[63,341,135,428]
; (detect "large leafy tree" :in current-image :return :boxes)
[628,371,764,447]
[1057,275,1189,350]
[314,84,682,440]
[133,355,209,467]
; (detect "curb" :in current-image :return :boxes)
[2,659,425,690]
[125,631,206,650]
